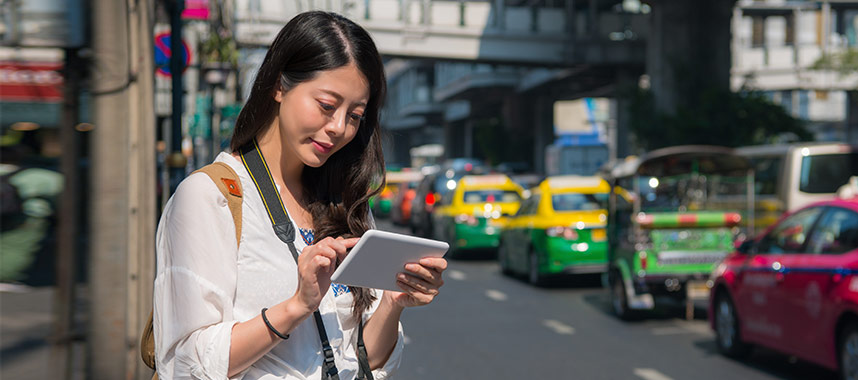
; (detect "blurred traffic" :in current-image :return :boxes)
[368,141,858,379]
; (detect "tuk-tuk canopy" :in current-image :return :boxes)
[609,145,752,179]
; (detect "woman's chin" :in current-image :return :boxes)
[301,155,328,168]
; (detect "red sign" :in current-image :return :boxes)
[182,0,210,20]
[0,62,64,102]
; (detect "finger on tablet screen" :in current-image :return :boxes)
[337,237,360,248]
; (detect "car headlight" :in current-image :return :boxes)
[455,214,478,226]
[546,227,578,240]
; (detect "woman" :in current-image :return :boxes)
[154,11,447,379]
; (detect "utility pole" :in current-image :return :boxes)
[53,45,82,380]
[168,0,187,194]
[89,0,156,378]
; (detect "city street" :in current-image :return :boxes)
[375,220,839,380]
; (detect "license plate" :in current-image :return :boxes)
[591,228,606,241]
[686,281,710,299]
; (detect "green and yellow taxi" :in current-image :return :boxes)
[432,174,524,258]
[499,175,610,285]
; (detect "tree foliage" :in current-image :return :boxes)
[627,88,812,151]
[811,48,858,76]
[473,117,533,166]
[201,30,238,66]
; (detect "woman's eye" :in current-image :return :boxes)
[319,102,335,111]
[349,113,364,122]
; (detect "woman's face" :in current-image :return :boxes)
[274,63,370,168]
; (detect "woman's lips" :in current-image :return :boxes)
[311,139,333,154]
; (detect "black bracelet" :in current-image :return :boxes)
[261,307,290,340]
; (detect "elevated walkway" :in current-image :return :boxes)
[234,0,647,66]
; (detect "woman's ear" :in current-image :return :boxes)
[273,85,284,103]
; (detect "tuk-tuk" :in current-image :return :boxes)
[605,146,754,320]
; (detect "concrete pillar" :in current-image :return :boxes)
[89,0,156,378]
[443,120,463,159]
[647,0,735,114]
[533,96,555,175]
[614,69,637,159]
[464,120,474,158]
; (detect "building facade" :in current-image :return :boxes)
[732,0,858,142]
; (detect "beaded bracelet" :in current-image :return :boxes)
[261,307,290,340]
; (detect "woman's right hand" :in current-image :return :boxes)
[293,236,359,313]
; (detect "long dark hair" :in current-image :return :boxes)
[230,11,386,322]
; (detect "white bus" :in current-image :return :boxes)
[737,142,858,228]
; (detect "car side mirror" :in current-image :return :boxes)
[737,239,756,255]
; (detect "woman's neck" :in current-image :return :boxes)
[257,122,304,196]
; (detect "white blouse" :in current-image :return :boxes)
[154,152,404,380]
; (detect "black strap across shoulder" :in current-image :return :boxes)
[239,140,373,380]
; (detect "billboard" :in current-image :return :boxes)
[0,61,63,102]
[1,0,85,48]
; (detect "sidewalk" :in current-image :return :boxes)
[1,284,86,380]
[1,284,55,379]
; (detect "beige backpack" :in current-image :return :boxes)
[140,162,243,376]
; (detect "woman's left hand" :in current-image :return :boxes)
[384,257,447,308]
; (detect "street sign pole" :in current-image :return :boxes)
[169,0,186,195]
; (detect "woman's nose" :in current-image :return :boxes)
[325,112,347,136]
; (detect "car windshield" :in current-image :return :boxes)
[462,190,521,204]
[800,153,858,194]
[551,193,608,211]
[638,173,750,212]
[431,176,455,201]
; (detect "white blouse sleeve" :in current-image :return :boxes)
[154,173,240,380]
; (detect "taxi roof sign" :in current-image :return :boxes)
[461,175,511,187]
[547,175,605,190]
[386,171,423,183]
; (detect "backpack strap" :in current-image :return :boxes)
[140,161,244,372]
[193,162,243,248]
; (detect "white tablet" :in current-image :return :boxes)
[331,229,449,292]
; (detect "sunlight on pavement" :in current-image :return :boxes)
[447,270,467,281]
[634,368,674,380]
[485,289,508,301]
[542,319,575,335]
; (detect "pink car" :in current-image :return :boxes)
[709,195,858,378]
